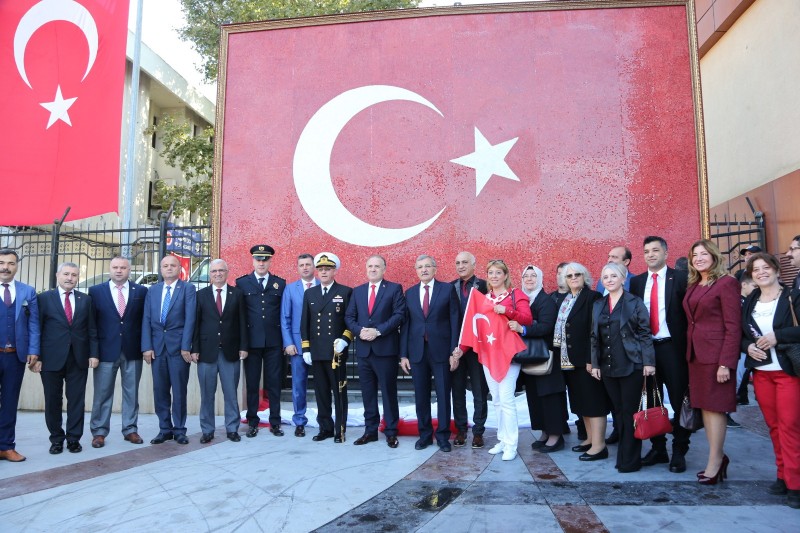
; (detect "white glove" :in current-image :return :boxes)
[333,338,348,353]
[303,352,312,365]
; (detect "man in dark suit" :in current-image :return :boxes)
[142,255,196,445]
[400,255,460,452]
[788,235,800,290]
[88,257,148,448]
[0,249,40,462]
[35,262,98,454]
[191,259,248,443]
[237,244,287,438]
[345,255,407,448]
[450,251,489,449]
[300,253,353,443]
[630,236,690,473]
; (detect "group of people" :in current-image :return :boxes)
[0,235,798,508]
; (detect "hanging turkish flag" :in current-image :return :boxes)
[459,288,526,382]
[0,0,130,225]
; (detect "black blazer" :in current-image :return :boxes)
[590,291,656,370]
[192,284,248,362]
[400,281,460,364]
[630,267,688,356]
[300,281,353,361]
[741,287,800,376]
[560,288,602,366]
[345,280,407,358]
[89,282,147,362]
[522,290,564,396]
[237,272,286,349]
[37,289,98,371]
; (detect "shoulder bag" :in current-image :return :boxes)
[633,376,673,440]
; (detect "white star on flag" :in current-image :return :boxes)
[486,332,496,344]
[40,85,77,129]
[451,127,520,196]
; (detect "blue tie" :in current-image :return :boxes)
[160,285,172,324]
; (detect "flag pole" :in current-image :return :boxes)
[122,0,144,257]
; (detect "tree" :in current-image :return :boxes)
[145,115,214,220]
[178,0,420,83]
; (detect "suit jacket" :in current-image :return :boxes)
[451,275,488,317]
[522,290,564,396]
[590,291,656,369]
[37,289,98,371]
[237,272,286,349]
[89,282,147,362]
[400,280,460,364]
[345,280,407,358]
[141,280,196,355]
[8,281,40,363]
[560,288,602,366]
[300,281,353,361]
[682,275,741,367]
[741,287,800,376]
[281,278,317,351]
[192,284,248,362]
[630,267,688,357]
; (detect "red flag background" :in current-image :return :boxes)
[0,0,130,225]
[215,4,704,287]
[459,288,526,381]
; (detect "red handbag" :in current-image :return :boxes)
[633,377,673,440]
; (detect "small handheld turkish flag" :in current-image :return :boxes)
[0,0,130,224]
[459,288,526,382]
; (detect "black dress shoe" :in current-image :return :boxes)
[354,434,379,445]
[572,443,591,453]
[453,431,467,447]
[66,441,82,453]
[540,436,565,453]
[605,429,620,445]
[579,447,609,461]
[312,431,333,442]
[414,438,432,450]
[200,433,214,444]
[532,439,547,450]
[227,432,241,442]
[49,443,64,455]
[669,453,687,473]
[269,426,285,436]
[769,478,788,495]
[439,441,452,452]
[641,448,670,466]
[246,426,259,438]
[294,426,305,437]
[618,465,641,473]
[387,436,399,448]
[150,433,174,444]
[175,435,189,445]
[334,435,343,443]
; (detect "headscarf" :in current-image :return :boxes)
[521,264,544,302]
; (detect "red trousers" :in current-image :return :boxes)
[754,369,800,490]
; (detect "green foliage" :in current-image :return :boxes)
[178,0,420,83]
[144,115,214,220]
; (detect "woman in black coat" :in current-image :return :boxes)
[510,265,564,452]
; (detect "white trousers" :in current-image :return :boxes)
[484,363,521,449]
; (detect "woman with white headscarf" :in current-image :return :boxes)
[509,265,566,452]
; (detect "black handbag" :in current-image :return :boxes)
[775,294,800,376]
[678,392,703,431]
[512,336,551,364]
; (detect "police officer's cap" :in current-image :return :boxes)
[314,252,340,269]
[250,244,275,259]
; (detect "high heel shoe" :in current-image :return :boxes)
[698,455,730,485]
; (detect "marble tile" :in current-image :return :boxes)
[593,505,799,533]
[457,481,546,505]
[418,503,564,532]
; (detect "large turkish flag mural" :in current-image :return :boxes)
[215,2,707,287]
[0,0,129,225]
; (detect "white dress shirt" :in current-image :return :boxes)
[643,265,671,339]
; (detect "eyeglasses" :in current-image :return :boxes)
[565,273,583,279]
[789,246,800,252]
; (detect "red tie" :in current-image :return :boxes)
[461,280,468,297]
[650,273,659,335]
[216,288,223,315]
[64,291,73,325]
[423,284,430,317]
[306,282,312,289]
[116,285,126,317]
[368,284,376,314]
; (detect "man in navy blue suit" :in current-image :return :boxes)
[400,255,460,452]
[0,249,39,462]
[142,255,196,445]
[345,255,407,448]
[89,257,148,448]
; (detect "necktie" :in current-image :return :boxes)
[368,284,377,314]
[116,285,126,317]
[64,291,73,325]
[462,280,468,298]
[423,284,430,317]
[305,282,312,290]
[216,288,223,315]
[2,283,10,307]
[650,273,660,335]
[323,286,328,296]
[258,277,265,290]
[160,285,172,324]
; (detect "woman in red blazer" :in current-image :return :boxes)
[683,239,741,485]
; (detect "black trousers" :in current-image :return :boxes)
[451,349,488,435]
[41,349,87,444]
[244,346,283,427]
[603,371,642,472]
[523,374,567,436]
[647,340,691,454]
[357,352,400,437]
[312,360,346,437]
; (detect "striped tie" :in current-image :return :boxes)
[116,285,126,317]
[160,285,172,324]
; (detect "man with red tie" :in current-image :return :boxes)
[630,236,690,473]
[34,263,99,454]
[345,255,407,448]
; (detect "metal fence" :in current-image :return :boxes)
[709,197,765,274]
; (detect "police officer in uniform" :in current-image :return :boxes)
[237,245,286,438]
[300,253,353,443]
